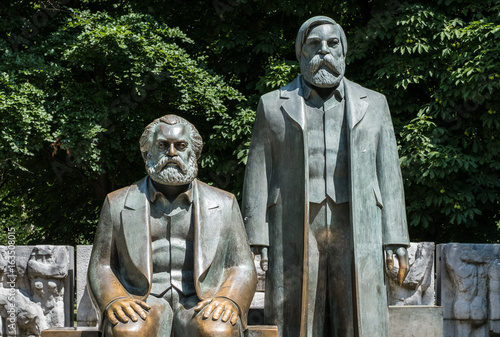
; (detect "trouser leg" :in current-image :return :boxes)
[327,201,354,337]
[308,200,355,337]
[308,201,328,337]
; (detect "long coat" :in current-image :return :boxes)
[242,76,410,337]
[88,178,257,329]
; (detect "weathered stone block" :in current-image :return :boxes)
[388,305,443,337]
[437,243,500,337]
[0,245,74,337]
[76,246,98,327]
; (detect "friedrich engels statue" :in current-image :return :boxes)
[88,114,257,337]
[242,16,410,337]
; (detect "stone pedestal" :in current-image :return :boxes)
[388,306,443,337]
[42,326,277,337]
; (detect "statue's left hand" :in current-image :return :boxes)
[194,297,239,325]
[385,245,409,285]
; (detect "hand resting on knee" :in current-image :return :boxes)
[194,297,239,325]
[106,298,151,325]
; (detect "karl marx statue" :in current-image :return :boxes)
[88,115,257,337]
[242,16,410,337]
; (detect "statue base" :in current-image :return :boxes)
[42,325,278,337]
[389,305,443,337]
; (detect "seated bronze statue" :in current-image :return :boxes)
[88,114,257,337]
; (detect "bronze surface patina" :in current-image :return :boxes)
[88,115,257,337]
[242,16,410,337]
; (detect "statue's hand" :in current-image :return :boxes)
[260,247,269,272]
[252,245,269,271]
[105,298,151,325]
[385,245,409,286]
[194,297,239,325]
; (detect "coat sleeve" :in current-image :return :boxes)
[87,196,131,318]
[214,195,257,329]
[376,97,410,246]
[242,96,271,247]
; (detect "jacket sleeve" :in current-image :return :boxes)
[87,196,131,318]
[376,97,410,246]
[242,97,271,247]
[214,195,257,329]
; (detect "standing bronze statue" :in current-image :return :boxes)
[242,16,410,337]
[88,115,257,337]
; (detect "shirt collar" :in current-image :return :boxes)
[146,176,193,206]
[301,76,344,102]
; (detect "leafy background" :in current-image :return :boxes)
[0,0,499,245]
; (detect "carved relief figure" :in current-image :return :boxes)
[0,246,50,337]
[439,244,500,336]
[242,16,410,337]
[88,115,257,337]
[445,244,487,335]
[387,242,434,306]
[27,246,68,327]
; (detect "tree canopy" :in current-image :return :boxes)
[1,0,499,245]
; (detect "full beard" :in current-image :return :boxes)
[146,154,198,185]
[301,53,345,88]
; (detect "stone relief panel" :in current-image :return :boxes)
[387,242,435,306]
[0,246,73,337]
[437,243,500,337]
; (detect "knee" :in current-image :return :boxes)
[105,297,173,337]
[195,317,239,337]
[105,318,146,337]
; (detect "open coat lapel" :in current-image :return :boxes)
[120,179,152,289]
[280,76,307,131]
[280,75,312,336]
[193,180,222,282]
[344,78,369,129]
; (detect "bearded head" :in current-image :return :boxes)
[139,115,203,186]
[296,16,348,88]
[300,50,346,88]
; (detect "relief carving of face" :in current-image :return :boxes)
[300,23,345,88]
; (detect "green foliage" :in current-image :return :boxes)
[346,0,500,242]
[0,0,499,245]
[256,59,300,94]
[0,3,244,244]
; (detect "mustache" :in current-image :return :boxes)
[151,155,187,174]
[308,54,342,76]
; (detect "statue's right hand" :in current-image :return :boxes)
[106,298,151,325]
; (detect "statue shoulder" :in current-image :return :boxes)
[259,88,282,107]
[105,176,148,206]
[195,180,235,205]
[259,76,301,107]
[344,78,388,107]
